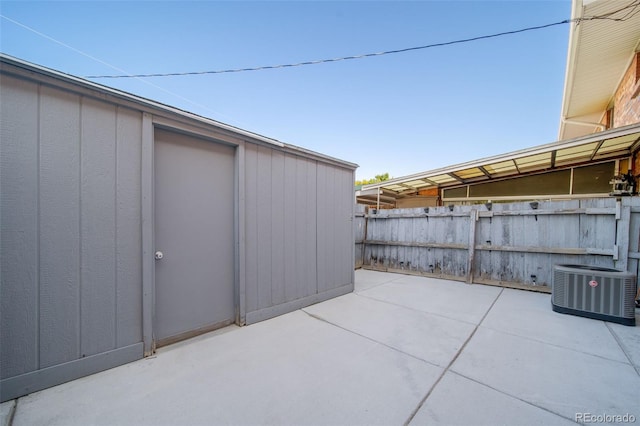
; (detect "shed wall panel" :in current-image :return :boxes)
[1,59,355,399]
[115,107,143,347]
[1,76,145,385]
[336,166,349,277]
[317,164,353,292]
[340,167,355,285]
[256,145,273,310]
[270,150,286,306]
[244,148,323,314]
[243,148,355,319]
[283,154,298,302]
[0,76,39,379]
[80,97,117,357]
[38,85,82,368]
[316,164,329,292]
[244,143,259,313]
[299,157,317,299]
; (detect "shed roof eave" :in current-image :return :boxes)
[0,54,288,149]
[0,53,359,170]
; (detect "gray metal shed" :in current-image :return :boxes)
[0,54,357,402]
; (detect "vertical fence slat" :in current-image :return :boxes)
[356,199,632,291]
[615,200,631,271]
[467,209,478,283]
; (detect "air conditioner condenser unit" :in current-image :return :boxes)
[552,264,636,326]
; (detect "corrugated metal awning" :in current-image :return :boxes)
[362,123,640,197]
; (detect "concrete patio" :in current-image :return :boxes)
[2,269,639,426]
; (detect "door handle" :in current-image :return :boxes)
[155,251,164,260]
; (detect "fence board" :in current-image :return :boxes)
[356,198,638,292]
[354,205,366,268]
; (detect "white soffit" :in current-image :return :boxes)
[560,0,640,140]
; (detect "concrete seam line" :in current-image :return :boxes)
[355,293,480,326]
[6,399,17,426]
[604,322,640,377]
[300,309,441,368]
[479,324,635,366]
[353,280,394,294]
[448,370,577,424]
[402,287,504,426]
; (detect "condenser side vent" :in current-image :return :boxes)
[552,264,636,326]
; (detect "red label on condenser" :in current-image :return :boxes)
[589,280,598,288]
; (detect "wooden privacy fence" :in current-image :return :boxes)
[354,198,640,292]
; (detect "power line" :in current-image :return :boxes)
[4,0,639,82]
[85,20,571,79]
[82,0,640,80]
[0,14,246,125]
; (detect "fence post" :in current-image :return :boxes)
[362,208,369,267]
[615,199,631,271]
[467,208,478,284]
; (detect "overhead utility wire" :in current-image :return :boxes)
[86,21,570,78]
[0,13,248,125]
[84,2,640,80]
[590,0,640,21]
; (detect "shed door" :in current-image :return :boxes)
[154,129,235,346]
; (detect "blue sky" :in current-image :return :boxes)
[0,0,571,180]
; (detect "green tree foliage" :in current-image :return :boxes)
[355,173,390,186]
